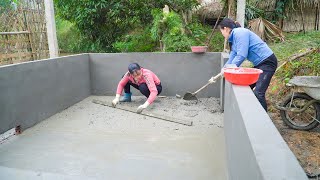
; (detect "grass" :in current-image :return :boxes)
[267,31,320,178]
[266,31,320,111]
[268,31,320,62]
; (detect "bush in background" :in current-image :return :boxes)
[56,16,104,53]
[113,8,224,52]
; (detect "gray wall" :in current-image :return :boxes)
[89,53,222,98]
[0,54,91,134]
[0,53,308,179]
[224,82,308,180]
[220,53,228,109]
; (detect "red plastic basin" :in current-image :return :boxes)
[223,67,263,85]
[191,46,207,53]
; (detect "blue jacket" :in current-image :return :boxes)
[226,28,273,67]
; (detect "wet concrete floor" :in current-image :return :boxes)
[0,96,227,180]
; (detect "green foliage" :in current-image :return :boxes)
[165,12,184,35]
[267,31,320,99]
[187,23,208,44]
[55,0,199,52]
[159,11,191,51]
[55,0,147,52]
[0,0,12,8]
[246,0,293,24]
[269,31,320,62]
[274,0,291,20]
[150,9,212,52]
[208,31,225,52]
[150,9,163,41]
[245,4,265,21]
[56,16,104,53]
[113,7,224,53]
[271,51,320,98]
[279,52,320,79]
[115,9,193,52]
[151,9,185,40]
[168,0,198,11]
[113,28,156,52]
[0,0,13,14]
[163,33,192,52]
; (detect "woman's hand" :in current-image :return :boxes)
[112,94,120,107]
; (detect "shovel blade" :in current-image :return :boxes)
[183,92,198,100]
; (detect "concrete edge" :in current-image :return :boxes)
[224,82,308,179]
[220,53,229,110]
[0,54,89,68]
[88,52,222,55]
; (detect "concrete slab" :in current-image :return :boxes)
[0,96,227,180]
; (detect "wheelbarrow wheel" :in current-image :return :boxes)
[280,92,320,130]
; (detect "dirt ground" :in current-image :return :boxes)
[269,112,320,179]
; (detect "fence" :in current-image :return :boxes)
[0,0,49,66]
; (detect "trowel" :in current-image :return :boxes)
[183,73,222,101]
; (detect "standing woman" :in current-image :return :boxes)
[219,18,278,111]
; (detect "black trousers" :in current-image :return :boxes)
[124,81,162,98]
[250,54,278,111]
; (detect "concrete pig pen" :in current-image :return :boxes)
[0,53,308,179]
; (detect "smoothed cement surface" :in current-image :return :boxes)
[0,96,226,180]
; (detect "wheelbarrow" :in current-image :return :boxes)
[276,76,320,130]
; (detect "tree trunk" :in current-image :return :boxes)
[228,0,236,20]
[300,5,306,34]
[181,11,188,25]
[224,1,235,52]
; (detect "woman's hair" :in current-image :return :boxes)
[219,18,241,29]
[128,63,141,74]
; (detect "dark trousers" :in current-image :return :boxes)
[250,54,278,111]
[124,81,162,98]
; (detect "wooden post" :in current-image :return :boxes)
[5,34,13,64]
[236,0,246,27]
[300,5,306,34]
[316,4,319,31]
[223,4,232,52]
[318,4,320,30]
[23,8,36,60]
[44,0,59,58]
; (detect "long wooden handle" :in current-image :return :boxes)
[92,99,193,126]
[193,73,222,95]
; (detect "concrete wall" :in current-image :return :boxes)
[220,53,228,109]
[0,54,91,134]
[89,53,222,98]
[224,82,308,180]
[0,53,308,179]
[0,52,224,134]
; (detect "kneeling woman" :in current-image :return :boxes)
[112,63,162,113]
